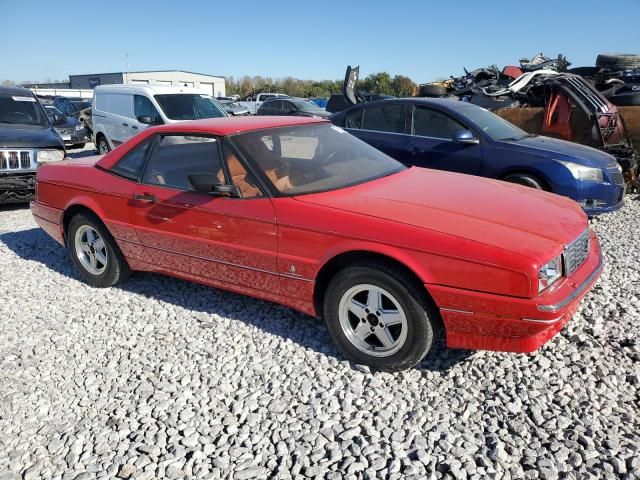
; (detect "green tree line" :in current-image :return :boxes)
[225,72,417,98]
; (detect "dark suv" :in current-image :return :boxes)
[0,86,65,204]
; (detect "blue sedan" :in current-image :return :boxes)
[329,98,625,215]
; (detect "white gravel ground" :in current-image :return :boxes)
[0,151,639,479]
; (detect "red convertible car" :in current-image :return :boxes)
[31,116,603,370]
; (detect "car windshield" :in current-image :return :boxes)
[459,105,530,141]
[0,94,47,126]
[154,94,227,120]
[231,123,406,196]
[292,100,323,112]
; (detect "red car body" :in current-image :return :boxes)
[31,117,603,354]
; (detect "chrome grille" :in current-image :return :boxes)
[0,150,36,172]
[564,229,590,277]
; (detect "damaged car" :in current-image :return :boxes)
[0,86,65,204]
[44,106,90,149]
[414,55,639,190]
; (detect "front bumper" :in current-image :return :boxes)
[0,172,36,204]
[63,129,90,146]
[576,179,625,216]
[428,231,603,353]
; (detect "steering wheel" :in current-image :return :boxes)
[318,149,344,168]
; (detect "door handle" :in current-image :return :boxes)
[122,122,129,127]
[131,125,138,129]
[134,193,156,204]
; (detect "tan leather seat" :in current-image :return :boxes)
[226,155,261,198]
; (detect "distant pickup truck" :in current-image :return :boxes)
[237,92,288,114]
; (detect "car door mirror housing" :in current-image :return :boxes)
[453,129,479,144]
[137,115,152,125]
[53,114,66,126]
[188,173,241,198]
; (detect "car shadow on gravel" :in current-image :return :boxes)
[0,227,474,372]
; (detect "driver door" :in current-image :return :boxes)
[132,133,281,294]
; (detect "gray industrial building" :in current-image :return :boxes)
[67,70,226,97]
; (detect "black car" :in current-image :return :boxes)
[43,105,90,149]
[257,97,331,118]
[0,86,65,204]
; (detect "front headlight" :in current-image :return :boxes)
[538,255,563,293]
[75,124,84,131]
[37,149,65,163]
[558,160,603,183]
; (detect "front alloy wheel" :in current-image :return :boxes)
[338,284,408,357]
[97,137,111,154]
[324,263,437,371]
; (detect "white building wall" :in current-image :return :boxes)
[123,71,225,96]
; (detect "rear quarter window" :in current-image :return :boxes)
[108,94,134,118]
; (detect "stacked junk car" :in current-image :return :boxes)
[415,53,640,192]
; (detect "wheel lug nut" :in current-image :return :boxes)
[364,308,369,313]
[361,318,366,323]
[370,327,375,332]
[376,311,381,316]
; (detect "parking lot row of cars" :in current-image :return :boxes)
[0,82,630,216]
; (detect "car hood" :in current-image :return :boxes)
[294,167,587,260]
[0,124,63,149]
[500,134,615,167]
[54,117,81,129]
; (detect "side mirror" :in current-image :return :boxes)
[188,173,241,198]
[287,109,297,115]
[53,114,66,126]
[137,115,152,125]
[453,129,479,145]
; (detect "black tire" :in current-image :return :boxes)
[67,212,131,287]
[418,84,448,97]
[323,261,438,371]
[596,53,640,70]
[567,66,600,78]
[96,135,111,154]
[502,173,546,190]
[609,89,640,107]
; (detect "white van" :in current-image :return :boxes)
[92,84,228,153]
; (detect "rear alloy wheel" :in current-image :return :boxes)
[502,173,545,190]
[324,263,436,371]
[67,213,131,287]
[97,136,111,154]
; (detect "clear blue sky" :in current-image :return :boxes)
[1,0,639,84]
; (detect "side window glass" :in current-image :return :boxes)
[361,104,404,133]
[270,100,282,112]
[111,137,153,180]
[222,144,264,199]
[108,94,133,118]
[345,109,363,129]
[134,95,162,124]
[413,107,465,139]
[142,135,222,191]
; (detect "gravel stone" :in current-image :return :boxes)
[0,170,639,479]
